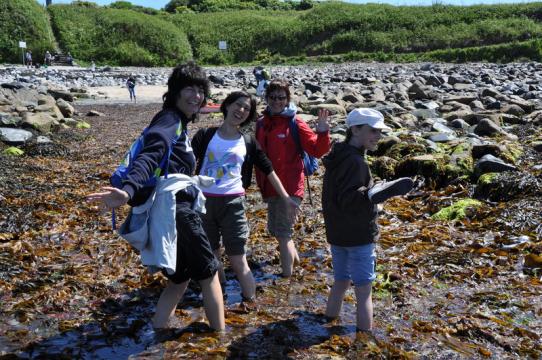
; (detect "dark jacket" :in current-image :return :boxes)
[191,126,274,190]
[322,141,379,246]
[121,108,195,206]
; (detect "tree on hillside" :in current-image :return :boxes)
[109,1,134,9]
[164,0,190,13]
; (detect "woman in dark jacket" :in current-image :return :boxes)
[87,62,224,331]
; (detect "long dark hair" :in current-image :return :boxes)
[162,61,210,114]
[220,91,257,127]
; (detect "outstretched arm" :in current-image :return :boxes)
[86,186,130,209]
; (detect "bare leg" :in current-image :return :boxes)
[325,280,350,319]
[152,280,188,328]
[354,283,373,331]
[213,248,227,285]
[277,236,299,277]
[199,273,225,331]
[229,254,256,299]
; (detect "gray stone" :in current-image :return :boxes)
[0,127,33,145]
[56,98,75,118]
[428,132,457,142]
[448,118,470,129]
[532,141,542,153]
[47,89,74,102]
[22,112,56,133]
[475,154,517,175]
[87,110,105,117]
[36,136,52,144]
[474,118,503,137]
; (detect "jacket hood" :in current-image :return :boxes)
[323,141,364,171]
[264,102,297,118]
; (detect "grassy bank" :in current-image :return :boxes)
[0,0,55,64]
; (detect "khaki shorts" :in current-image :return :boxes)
[200,195,249,256]
[265,196,302,239]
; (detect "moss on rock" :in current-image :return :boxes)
[431,199,483,221]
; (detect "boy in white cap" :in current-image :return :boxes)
[321,108,412,333]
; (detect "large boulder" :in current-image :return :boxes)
[22,112,57,133]
[56,98,75,118]
[0,127,33,145]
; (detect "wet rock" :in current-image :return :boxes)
[371,156,398,180]
[87,110,105,117]
[448,118,470,129]
[0,127,33,145]
[47,89,74,102]
[531,141,542,152]
[22,112,56,133]
[56,98,75,118]
[427,132,456,143]
[473,118,504,137]
[309,104,346,116]
[0,113,21,127]
[502,104,525,117]
[475,171,541,201]
[475,154,517,175]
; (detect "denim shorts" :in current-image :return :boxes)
[330,243,376,286]
[200,195,249,256]
[266,196,302,239]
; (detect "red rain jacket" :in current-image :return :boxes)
[255,112,330,199]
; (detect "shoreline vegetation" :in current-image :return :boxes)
[1,0,542,66]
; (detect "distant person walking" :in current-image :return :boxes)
[253,66,270,97]
[44,51,52,66]
[66,52,73,66]
[25,50,32,68]
[127,75,136,103]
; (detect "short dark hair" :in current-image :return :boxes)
[265,79,291,103]
[162,61,210,114]
[345,125,364,143]
[220,90,257,127]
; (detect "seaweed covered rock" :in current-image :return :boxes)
[474,171,542,201]
[370,156,398,180]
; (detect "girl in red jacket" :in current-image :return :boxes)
[255,79,331,277]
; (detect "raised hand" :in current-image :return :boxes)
[316,108,330,132]
[86,186,130,209]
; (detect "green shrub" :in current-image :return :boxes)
[48,4,191,66]
[0,0,55,64]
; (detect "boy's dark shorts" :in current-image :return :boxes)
[164,186,219,284]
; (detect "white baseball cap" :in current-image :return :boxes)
[346,108,391,131]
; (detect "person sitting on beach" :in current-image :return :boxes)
[192,90,299,303]
[86,62,225,331]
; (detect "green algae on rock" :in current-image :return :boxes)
[431,198,483,221]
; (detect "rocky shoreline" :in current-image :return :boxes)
[2,62,541,197]
[1,62,542,358]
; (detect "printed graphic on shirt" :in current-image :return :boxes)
[202,151,243,185]
[199,133,246,195]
